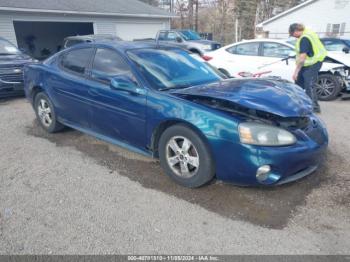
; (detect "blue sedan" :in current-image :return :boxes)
[23,41,328,188]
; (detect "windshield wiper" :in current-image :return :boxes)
[0,53,15,55]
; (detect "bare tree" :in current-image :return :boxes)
[170,0,304,43]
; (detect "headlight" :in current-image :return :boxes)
[203,44,212,50]
[239,122,296,146]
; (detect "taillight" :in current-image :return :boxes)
[202,55,213,61]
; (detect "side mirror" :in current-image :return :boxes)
[111,75,137,90]
[343,47,350,54]
[176,37,183,43]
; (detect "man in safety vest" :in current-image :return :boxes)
[289,23,327,113]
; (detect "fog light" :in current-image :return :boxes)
[256,165,271,182]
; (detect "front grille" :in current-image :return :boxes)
[0,66,23,83]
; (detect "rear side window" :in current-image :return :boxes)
[158,32,167,41]
[227,43,259,56]
[60,48,94,75]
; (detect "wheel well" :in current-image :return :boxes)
[218,68,231,78]
[31,86,44,104]
[189,48,201,55]
[150,120,209,158]
[318,72,332,76]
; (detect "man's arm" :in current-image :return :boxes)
[293,53,307,81]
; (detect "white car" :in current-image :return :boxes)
[205,39,349,101]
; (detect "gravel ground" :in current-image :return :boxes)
[0,98,349,254]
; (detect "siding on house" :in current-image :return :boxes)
[258,0,350,38]
[0,11,170,45]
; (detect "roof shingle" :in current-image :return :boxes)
[0,0,174,17]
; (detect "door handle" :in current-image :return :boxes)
[88,89,99,96]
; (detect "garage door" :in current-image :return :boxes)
[116,23,165,41]
[13,21,94,60]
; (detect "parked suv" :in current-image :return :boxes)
[63,34,122,49]
[0,37,36,98]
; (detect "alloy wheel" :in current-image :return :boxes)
[37,99,52,127]
[315,78,336,99]
[166,136,200,178]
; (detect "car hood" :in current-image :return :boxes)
[327,51,350,67]
[172,78,313,118]
[0,53,34,66]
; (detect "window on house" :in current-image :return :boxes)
[332,24,341,35]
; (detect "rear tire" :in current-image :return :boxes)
[34,92,64,133]
[315,74,341,101]
[158,124,215,188]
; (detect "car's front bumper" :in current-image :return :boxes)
[211,115,328,186]
[0,82,24,98]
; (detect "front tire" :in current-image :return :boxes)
[158,124,215,188]
[315,73,341,101]
[34,92,64,133]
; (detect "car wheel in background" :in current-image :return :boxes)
[158,124,215,188]
[315,73,341,101]
[34,92,64,133]
[218,68,232,78]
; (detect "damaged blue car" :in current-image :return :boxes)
[23,41,328,188]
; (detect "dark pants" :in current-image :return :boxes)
[295,62,322,110]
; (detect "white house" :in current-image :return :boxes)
[257,0,350,39]
[0,0,174,58]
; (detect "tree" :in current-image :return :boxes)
[235,0,259,40]
[170,0,305,44]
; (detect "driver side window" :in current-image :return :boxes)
[91,48,136,84]
[262,42,293,58]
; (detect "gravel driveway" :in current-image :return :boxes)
[0,98,349,254]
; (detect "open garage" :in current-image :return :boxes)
[13,21,94,60]
[0,0,173,60]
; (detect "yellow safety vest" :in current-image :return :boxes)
[296,28,327,67]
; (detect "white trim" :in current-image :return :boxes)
[0,6,176,18]
[257,0,318,27]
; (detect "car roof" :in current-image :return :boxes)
[65,34,121,41]
[219,38,294,50]
[70,40,184,52]
[241,38,291,44]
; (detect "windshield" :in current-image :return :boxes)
[128,48,221,90]
[344,40,350,47]
[285,39,296,46]
[0,39,20,55]
[179,30,202,41]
